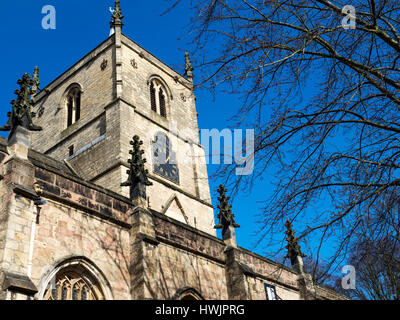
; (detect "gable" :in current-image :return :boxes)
[162,194,189,225]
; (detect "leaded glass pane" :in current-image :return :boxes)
[75,92,81,121]
[43,269,104,300]
[67,96,73,127]
[159,88,166,118]
[150,83,157,112]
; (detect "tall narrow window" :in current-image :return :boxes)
[75,91,81,122]
[51,286,58,300]
[65,86,82,128]
[81,287,88,301]
[159,88,166,118]
[67,96,73,127]
[61,282,68,300]
[150,83,157,112]
[149,79,168,118]
[265,284,278,300]
[72,284,79,300]
[68,145,74,157]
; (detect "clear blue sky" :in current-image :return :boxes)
[0,1,285,259]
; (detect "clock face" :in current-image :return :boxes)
[153,133,180,184]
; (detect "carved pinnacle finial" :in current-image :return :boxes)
[110,0,124,33]
[215,185,240,230]
[121,135,152,202]
[184,52,194,81]
[31,66,40,95]
[285,220,306,267]
[0,72,43,137]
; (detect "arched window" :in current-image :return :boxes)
[159,88,166,118]
[149,79,168,118]
[173,287,204,300]
[66,86,81,127]
[180,293,200,300]
[43,267,105,300]
[150,82,157,113]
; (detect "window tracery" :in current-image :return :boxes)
[149,79,168,118]
[66,86,81,127]
[44,270,104,300]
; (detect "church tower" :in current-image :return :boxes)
[0,1,349,301]
[30,1,215,235]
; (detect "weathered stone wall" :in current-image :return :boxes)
[244,275,299,300]
[147,213,304,300]
[121,36,199,145]
[0,156,37,280]
[149,179,215,234]
[119,37,210,202]
[28,33,214,235]
[0,147,132,299]
[0,161,10,277]
[0,142,346,300]
[117,93,215,235]
[236,248,299,289]
[33,165,131,230]
[68,101,121,185]
[30,197,131,300]
[224,246,302,300]
[91,165,125,195]
[1,194,35,276]
[0,151,299,301]
[48,112,106,162]
[142,213,229,300]
[145,242,229,300]
[33,163,133,300]
[31,37,115,157]
[154,214,226,262]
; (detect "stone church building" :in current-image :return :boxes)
[0,1,346,300]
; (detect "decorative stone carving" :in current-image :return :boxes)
[101,59,108,71]
[110,0,124,28]
[184,52,194,80]
[38,105,45,118]
[215,185,240,230]
[0,72,43,136]
[31,66,40,95]
[121,135,153,203]
[215,185,240,247]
